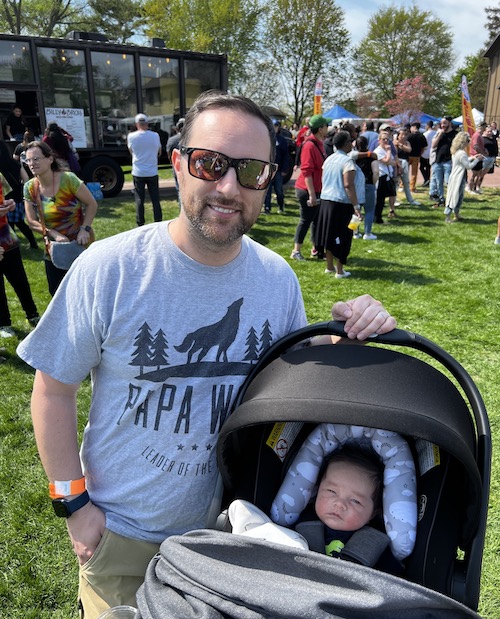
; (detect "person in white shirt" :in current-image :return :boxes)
[127,113,163,226]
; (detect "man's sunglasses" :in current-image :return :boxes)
[179,146,277,190]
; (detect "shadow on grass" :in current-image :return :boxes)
[347,256,441,285]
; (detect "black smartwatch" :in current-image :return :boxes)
[52,490,90,518]
[80,225,92,232]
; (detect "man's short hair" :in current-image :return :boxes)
[333,130,351,150]
[365,121,375,131]
[180,90,276,161]
[411,122,421,129]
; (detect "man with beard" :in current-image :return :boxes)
[17,90,396,619]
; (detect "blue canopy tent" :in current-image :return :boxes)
[390,112,440,126]
[323,105,361,121]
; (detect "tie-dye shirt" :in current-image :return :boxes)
[0,173,20,252]
[24,171,83,241]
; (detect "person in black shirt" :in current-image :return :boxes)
[5,106,26,141]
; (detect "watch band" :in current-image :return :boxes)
[49,477,86,499]
[52,490,90,518]
[80,225,92,232]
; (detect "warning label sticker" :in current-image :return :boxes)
[414,438,440,475]
[266,422,303,461]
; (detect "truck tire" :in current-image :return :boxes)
[82,156,124,198]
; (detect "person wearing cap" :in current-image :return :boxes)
[263,119,289,213]
[290,114,329,260]
[127,113,163,226]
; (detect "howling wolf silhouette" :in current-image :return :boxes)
[174,298,244,363]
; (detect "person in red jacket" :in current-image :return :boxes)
[290,115,329,260]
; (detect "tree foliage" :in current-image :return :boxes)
[354,5,453,114]
[0,0,85,36]
[265,0,349,124]
[445,54,489,119]
[80,0,145,43]
[142,0,262,88]
[385,76,434,123]
[485,5,500,45]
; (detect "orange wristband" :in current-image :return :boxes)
[49,477,86,499]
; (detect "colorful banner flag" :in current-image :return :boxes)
[314,76,322,115]
[461,74,476,138]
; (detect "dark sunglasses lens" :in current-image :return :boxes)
[189,150,227,181]
[237,160,272,190]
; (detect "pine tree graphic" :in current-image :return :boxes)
[150,329,169,369]
[260,319,273,354]
[243,326,259,362]
[129,322,154,375]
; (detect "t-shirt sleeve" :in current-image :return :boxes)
[17,250,103,384]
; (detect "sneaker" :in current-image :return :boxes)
[324,268,335,274]
[410,200,421,206]
[494,237,500,245]
[335,271,351,279]
[0,326,15,338]
[290,251,305,261]
[27,315,40,327]
[353,231,362,239]
[363,233,377,240]
[422,180,430,187]
[429,194,439,201]
[474,189,482,195]
[465,186,475,194]
[394,201,401,207]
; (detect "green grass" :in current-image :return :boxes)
[1,185,499,617]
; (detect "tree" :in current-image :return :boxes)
[485,5,500,44]
[265,0,349,124]
[0,0,86,36]
[385,76,434,124]
[142,0,262,88]
[445,53,489,119]
[81,0,145,43]
[354,6,453,114]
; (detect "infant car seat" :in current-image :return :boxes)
[217,322,490,611]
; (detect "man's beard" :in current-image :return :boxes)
[183,196,258,248]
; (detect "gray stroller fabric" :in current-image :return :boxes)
[135,530,482,618]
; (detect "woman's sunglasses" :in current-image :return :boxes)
[179,146,277,190]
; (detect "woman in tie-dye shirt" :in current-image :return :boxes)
[23,141,98,295]
[0,172,39,337]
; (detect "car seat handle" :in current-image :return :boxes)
[235,321,490,439]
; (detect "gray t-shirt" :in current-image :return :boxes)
[18,222,307,542]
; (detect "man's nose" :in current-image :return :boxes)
[215,166,241,198]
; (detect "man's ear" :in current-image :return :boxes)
[172,148,182,177]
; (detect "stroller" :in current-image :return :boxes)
[136,322,491,619]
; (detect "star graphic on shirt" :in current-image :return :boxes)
[206,444,213,451]
[177,444,184,450]
[192,444,198,451]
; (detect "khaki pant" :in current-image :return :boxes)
[78,529,160,619]
[409,156,420,192]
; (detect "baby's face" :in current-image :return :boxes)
[314,461,376,532]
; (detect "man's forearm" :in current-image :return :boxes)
[31,371,83,483]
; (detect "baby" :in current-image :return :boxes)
[312,447,384,557]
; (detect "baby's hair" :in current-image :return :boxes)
[320,446,384,513]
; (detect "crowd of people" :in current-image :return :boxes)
[270,114,500,277]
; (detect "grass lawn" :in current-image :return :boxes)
[0,183,499,617]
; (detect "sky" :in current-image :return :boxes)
[336,0,495,69]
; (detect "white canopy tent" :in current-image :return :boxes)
[452,108,485,126]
